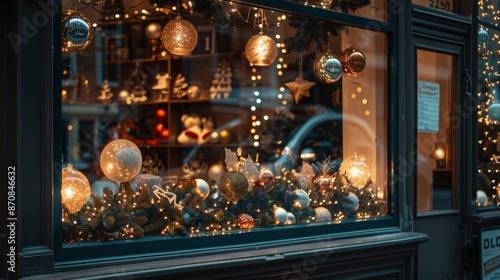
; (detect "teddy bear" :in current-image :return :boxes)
[199,116,216,144]
[177,113,202,145]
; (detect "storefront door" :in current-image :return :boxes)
[411,15,473,279]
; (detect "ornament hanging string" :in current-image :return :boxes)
[299,52,303,78]
[129,0,147,9]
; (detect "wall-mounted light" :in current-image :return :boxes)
[431,142,446,169]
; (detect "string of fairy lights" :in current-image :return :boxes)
[477,0,500,206]
[247,10,289,153]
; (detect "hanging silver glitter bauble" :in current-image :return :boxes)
[314,207,331,222]
[62,9,93,53]
[161,17,198,56]
[313,49,342,83]
[100,139,142,183]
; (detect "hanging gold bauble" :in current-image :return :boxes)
[62,164,91,214]
[218,171,248,202]
[161,17,198,56]
[218,129,232,144]
[340,46,366,76]
[146,22,163,40]
[339,153,371,189]
[61,9,93,53]
[245,32,278,66]
[208,163,225,183]
[313,49,342,83]
[100,139,143,183]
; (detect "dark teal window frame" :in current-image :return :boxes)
[50,0,401,267]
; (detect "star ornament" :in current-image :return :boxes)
[285,77,315,104]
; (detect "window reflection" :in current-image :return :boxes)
[61,1,388,243]
[416,49,455,213]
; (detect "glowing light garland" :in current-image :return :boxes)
[477,0,500,206]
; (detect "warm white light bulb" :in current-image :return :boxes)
[434,147,445,159]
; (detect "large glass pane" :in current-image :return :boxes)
[60,0,388,243]
[416,49,455,213]
[477,0,500,208]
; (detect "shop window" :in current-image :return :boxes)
[58,0,391,254]
[477,0,500,208]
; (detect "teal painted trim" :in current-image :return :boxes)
[53,0,63,258]
[55,220,398,268]
[55,218,397,264]
[48,232,427,279]
[234,0,395,33]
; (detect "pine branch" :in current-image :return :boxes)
[147,0,232,25]
[284,17,340,53]
[284,0,372,53]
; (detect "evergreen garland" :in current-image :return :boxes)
[284,16,342,53]
[63,153,383,242]
[284,0,372,53]
[147,0,232,26]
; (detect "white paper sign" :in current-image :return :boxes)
[417,81,440,133]
[482,228,500,279]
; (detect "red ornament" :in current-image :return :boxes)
[160,129,170,139]
[146,138,159,145]
[238,213,254,229]
[154,123,164,135]
[254,179,265,187]
[313,174,333,193]
[155,109,167,123]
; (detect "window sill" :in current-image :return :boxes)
[25,232,428,279]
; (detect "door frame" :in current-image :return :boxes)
[410,6,474,279]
